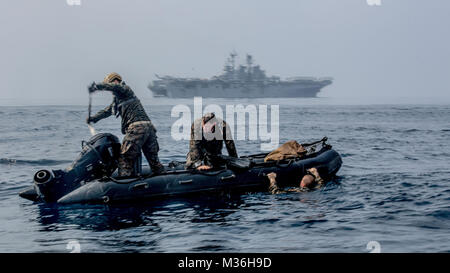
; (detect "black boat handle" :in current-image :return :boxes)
[132,182,149,190]
[178,179,193,185]
[302,137,328,147]
[220,174,236,181]
[277,160,293,168]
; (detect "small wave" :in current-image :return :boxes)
[392,107,411,111]
[403,129,421,133]
[255,218,280,224]
[289,219,327,227]
[371,147,398,152]
[354,127,377,131]
[391,128,434,134]
[383,195,414,203]
[0,158,71,166]
[337,202,365,211]
[429,209,450,220]
[400,182,415,187]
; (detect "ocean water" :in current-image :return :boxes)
[0,98,449,253]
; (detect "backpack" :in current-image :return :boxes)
[264,140,307,162]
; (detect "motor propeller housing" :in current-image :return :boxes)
[29,133,121,202]
[34,170,54,184]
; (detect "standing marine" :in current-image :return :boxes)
[186,113,238,170]
[87,72,164,177]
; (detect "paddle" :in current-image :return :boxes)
[87,92,97,136]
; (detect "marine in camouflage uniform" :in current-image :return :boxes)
[267,168,324,194]
[87,72,164,177]
[186,113,238,169]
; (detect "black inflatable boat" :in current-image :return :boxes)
[19,133,342,204]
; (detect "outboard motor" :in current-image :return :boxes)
[20,133,121,202]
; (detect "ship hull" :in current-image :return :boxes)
[150,80,332,98]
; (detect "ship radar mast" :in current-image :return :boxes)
[229,51,237,71]
[222,51,238,80]
[246,54,253,69]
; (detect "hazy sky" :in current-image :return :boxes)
[1,0,449,105]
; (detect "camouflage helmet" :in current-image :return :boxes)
[103,72,122,84]
[202,112,216,123]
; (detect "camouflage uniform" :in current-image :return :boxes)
[90,81,164,176]
[186,113,238,169]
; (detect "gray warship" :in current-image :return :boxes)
[148,52,333,98]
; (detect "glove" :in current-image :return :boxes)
[88,82,97,93]
[86,116,96,124]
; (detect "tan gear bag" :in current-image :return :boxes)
[264,140,307,162]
